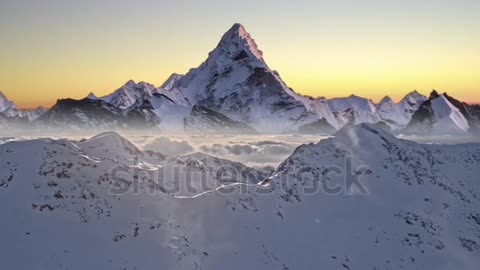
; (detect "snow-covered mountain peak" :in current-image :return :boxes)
[429,89,441,99]
[332,95,377,110]
[373,91,427,129]
[0,91,47,122]
[0,91,7,101]
[160,73,184,90]
[402,90,426,104]
[124,79,137,88]
[228,22,246,34]
[196,22,267,72]
[158,23,328,133]
[328,95,379,126]
[218,23,264,62]
[102,80,158,110]
[408,89,421,96]
[78,131,142,159]
[82,131,136,147]
[379,96,393,105]
[266,123,480,269]
[333,123,397,146]
[86,92,97,100]
[406,92,471,135]
[136,81,156,89]
[430,94,469,133]
[0,91,16,113]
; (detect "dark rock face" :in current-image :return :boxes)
[429,90,440,99]
[407,100,435,130]
[34,98,155,128]
[332,107,356,125]
[185,105,257,134]
[297,118,336,135]
[199,67,311,126]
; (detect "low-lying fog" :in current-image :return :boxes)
[0,131,324,171]
[1,130,479,172]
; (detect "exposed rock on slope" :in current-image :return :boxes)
[1,126,479,269]
[406,91,472,135]
[185,105,257,134]
[33,98,150,129]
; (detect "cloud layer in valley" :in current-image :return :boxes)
[142,137,194,156]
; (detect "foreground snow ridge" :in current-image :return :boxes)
[1,124,479,269]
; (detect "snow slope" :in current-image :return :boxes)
[265,123,480,269]
[430,95,469,133]
[328,91,426,130]
[102,80,159,110]
[443,93,480,134]
[160,73,184,90]
[1,126,479,269]
[376,91,427,129]
[328,94,379,126]
[407,92,471,135]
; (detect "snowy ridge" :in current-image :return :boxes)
[222,23,265,62]
[86,92,97,100]
[0,91,46,122]
[265,123,480,269]
[160,73,184,90]
[1,126,479,269]
[16,107,48,121]
[102,80,159,110]
[326,91,427,130]
[0,91,16,113]
[328,94,379,126]
[376,91,427,129]
[430,95,469,133]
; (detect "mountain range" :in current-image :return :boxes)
[1,23,478,135]
[1,124,479,269]
[0,92,46,126]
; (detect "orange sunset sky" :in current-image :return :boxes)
[0,0,479,109]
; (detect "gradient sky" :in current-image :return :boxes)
[0,0,479,108]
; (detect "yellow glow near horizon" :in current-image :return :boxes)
[1,34,479,109]
[0,1,479,109]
